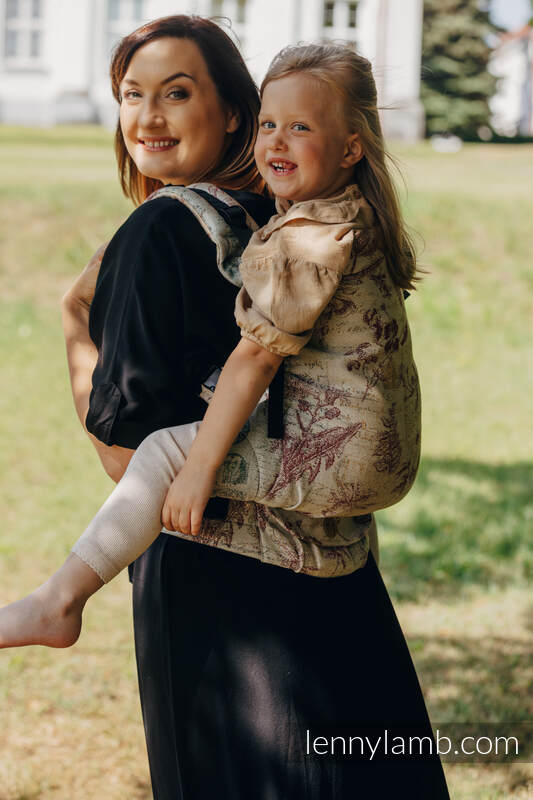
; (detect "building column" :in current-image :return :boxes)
[377,0,424,141]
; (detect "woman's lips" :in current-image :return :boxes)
[139,139,179,152]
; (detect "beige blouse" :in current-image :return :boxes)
[235,184,376,356]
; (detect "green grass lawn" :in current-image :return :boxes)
[0,126,532,799]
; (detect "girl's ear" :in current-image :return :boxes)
[341,133,364,168]
[226,108,241,134]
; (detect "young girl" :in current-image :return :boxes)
[0,43,420,649]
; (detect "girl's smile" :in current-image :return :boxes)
[268,158,298,176]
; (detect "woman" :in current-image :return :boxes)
[62,15,449,800]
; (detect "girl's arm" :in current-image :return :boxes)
[61,245,134,483]
[162,337,283,534]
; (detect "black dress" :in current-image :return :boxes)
[87,191,450,800]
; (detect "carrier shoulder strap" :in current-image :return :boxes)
[145,183,258,287]
[144,183,284,439]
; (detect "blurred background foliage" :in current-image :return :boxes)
[422,0,504,138]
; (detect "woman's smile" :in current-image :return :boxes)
[138,136,180,152]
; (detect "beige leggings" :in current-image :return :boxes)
[72,416,379,583]
[74,417,283,583]
[73,421,203,583]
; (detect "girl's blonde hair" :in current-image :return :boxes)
[261,44,418,290]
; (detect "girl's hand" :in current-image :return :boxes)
[161,461,217,536]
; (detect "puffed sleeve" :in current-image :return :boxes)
[86,200,209,448]
[234,219,355,357]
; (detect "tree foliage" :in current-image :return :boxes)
[421,0,502,138]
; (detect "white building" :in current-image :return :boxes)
[490,24,533,136]
[0,0,424,140]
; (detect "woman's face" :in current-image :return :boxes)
[119,37,239,186]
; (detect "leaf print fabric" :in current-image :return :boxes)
[211,185,421,524]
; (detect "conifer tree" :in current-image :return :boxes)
[421,0,502,138]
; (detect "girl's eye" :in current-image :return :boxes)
[123,90,141,100]
[167,88,188,100]
[292,123,309,131]
[260,121,275,129]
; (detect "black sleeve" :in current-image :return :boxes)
[86,199,220,448]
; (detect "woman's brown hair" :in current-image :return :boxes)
[262,44,418,290]
[110,15,264,204]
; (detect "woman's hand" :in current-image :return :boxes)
[161,460,217,536]
[63,241,107,312]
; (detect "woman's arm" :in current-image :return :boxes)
[162,337,282,534]
[61,245,134,483]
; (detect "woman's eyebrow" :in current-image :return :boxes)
[161,71,195,85]
[122,72,195,87]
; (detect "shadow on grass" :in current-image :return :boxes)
[411,632,533,724]
[410,630,533,795]
[378,458,533,601]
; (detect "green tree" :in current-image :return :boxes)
[421,0,502,138]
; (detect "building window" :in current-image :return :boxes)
[5,28,18,56]
[6,0,19,19]
[108,0,120,21]
[236,0,246,24]
[105,1,145,55]
[323,1,334,27]
[4,0,45,66]
[30,28,40,56]
[322,1,358,35]
[209,0,247,25]
[107,0,144,22]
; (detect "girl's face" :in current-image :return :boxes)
[255,72,362,204]
[119,37,239,186]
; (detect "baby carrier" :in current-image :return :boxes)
[146,183,420,521]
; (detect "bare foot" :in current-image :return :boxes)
[0,554,104,649]
[0,584,83,648]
